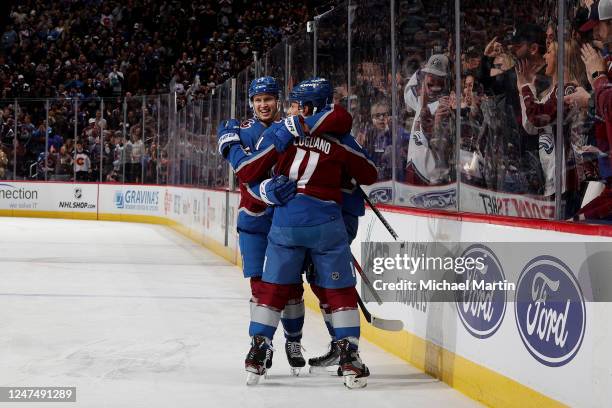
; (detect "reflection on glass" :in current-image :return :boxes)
[99,97,124,183]
[316,5,348,106]
[350,1,394,204]
[288,31,313,91]
[562,1,612,223]
[403,4,455,192]
[123,96,145,184]
[0,101,16,180]
[456,0,584,221]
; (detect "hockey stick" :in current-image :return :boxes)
[309,128,399,242]
[357,294,404,332]
[352,256,403,331]
[358,186,400,241]
[352,255,383,305]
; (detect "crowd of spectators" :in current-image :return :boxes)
[434,0,611,221]
[0,0,324,99]
[0,95,165,183]
[318,0,612,221]
[0,0,326,182]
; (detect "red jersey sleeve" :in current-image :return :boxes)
[308,104,353,137]
[229,142,279,183]
[594,75,612,156]
[520,84,557,128]
[336,140,378,186]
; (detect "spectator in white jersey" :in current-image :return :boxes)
[404,53,455,186]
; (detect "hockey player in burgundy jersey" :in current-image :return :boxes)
[284,83,370,375]
[217,76,307,379]
[218,77,364,384]
[225,78,378,388]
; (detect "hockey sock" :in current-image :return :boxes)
[327,287,360,340]
[249,301,281,340]
[249,280,301,340]
[249,278,280,339]
[311,284,336,340]
[281,299,305,342]
[319,303,336,340]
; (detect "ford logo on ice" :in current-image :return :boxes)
[410,189,456,209]
[514,256,586,367]
[455,245,506,339]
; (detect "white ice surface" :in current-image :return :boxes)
[0,217,479,408]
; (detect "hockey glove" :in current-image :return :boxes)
[217,119,241,157]
[271,115,307,153]
[259,175,297,205]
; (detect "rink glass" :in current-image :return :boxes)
[1,0,609,225]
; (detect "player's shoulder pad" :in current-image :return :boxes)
[307,104,353,138]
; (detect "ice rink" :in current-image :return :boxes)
[0,217,479,407]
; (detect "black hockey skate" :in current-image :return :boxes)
[285,341,306,376]
[338,339,370,389]
[308,340,341,375]
[245,335,273,385]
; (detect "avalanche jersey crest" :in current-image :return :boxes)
[538,132,554,155]
[241,118,255,129]
[412,130,426,146]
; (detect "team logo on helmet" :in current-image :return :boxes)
[288,77,333,113]
[248,76,280,100]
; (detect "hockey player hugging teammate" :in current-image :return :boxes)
[223,77,378,388]
[287,83,370,377]
[217,76,307,377]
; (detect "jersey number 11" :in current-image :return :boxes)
[288,147,320,188]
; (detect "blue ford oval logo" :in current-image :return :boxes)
[455,245,506,339]
[514,256,586,367]
[409,189,456,209]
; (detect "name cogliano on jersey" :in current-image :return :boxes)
[295,137,331,154]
